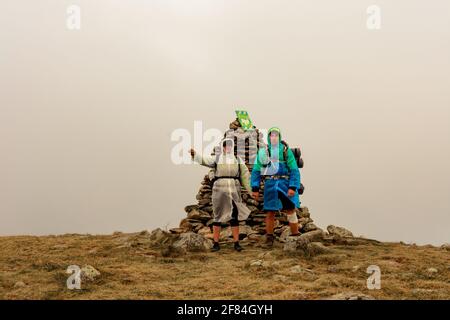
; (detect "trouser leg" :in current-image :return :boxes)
[230,201,240,242]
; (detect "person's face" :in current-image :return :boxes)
[223,142,233,154]
[270,132,280,145]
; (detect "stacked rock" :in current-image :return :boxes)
[171,118,320,244]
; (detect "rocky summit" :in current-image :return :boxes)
[170,118,365,249]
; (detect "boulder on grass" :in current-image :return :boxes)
[327,225,354,238]
[283,232,332,257]
[171,232,212,253]
[300,229,325,242]
[80,265,101,282]
[326,292,375,300]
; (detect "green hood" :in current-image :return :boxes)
[267,127,282,147]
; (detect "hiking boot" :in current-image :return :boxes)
[234,242,243,252]
[211,242,220,252]
[262,234,275,248]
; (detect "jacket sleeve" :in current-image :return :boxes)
[286,149,300,190]
[238,157,252,195]
[192,152,216,168]
[250,149,263,191]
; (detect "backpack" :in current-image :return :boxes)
[267,140,304,168]
[266,140,305,195]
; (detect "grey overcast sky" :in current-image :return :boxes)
[1,0,449,245]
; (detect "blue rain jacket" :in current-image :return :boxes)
[251,128,301,211]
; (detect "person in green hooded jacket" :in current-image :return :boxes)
[250,127,301,247]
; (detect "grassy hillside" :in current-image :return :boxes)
[0,231,449,300]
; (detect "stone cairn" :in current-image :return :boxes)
[170,118,319,245]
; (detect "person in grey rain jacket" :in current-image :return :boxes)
[190,138,253,252]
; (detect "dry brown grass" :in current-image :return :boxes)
[0,232,449,300]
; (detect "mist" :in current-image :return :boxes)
[1,0,449,245]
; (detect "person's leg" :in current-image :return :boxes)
[278,189,300,236]
[262,181,278,248]
[265,211,276,235]
[231,224,239,242]
[230,201,243,251]
[286,209,300,236]
[263,211,276,248]
[212,222,221,251]
[213,224,221,242]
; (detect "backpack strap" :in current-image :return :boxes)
[281,140,289,162]
[266,142,289,164]
[237,156,242,178]
[213,153,220,173]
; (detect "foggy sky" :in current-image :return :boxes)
[1,0,449,245]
